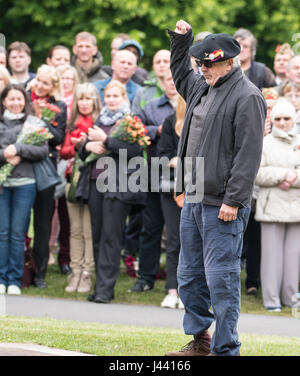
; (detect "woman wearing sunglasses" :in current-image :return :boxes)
[255,99,300,312]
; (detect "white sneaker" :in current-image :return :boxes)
[178,297,184,309]
[161,294,178,309]
[7,285,21,296]
[0,284,6,294]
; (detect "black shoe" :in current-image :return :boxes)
[60,264,72,275]
[87,293,96,302]
[87,292,110,303]
[93,295,110,304]
[128,279,153,293]
[34,278,47,289]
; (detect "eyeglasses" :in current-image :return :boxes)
[274,117,291,121]
[195,59,213,68]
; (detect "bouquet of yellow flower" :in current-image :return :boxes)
[85,114,151,163]
[0,115,53,185]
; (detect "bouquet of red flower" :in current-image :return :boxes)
[0,115,53,185]
[70,116,94,140]
[85,114,151,164]
[41,103,61,127]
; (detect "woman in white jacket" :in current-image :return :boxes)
[255,99,300,311]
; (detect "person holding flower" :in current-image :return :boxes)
[0,65,11,95]
[60,82,101,293]
[79,79,146,303]
[28,64,67,288]
[0,84,49,295]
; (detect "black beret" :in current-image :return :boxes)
[189,33,241,63]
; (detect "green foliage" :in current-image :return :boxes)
[1,0,299,71]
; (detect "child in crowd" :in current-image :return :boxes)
[60,82,101,293]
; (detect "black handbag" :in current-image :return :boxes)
[33,157,61,192]
[74,164,90,204]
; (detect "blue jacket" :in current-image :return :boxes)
[137,94,175,188]
[93,77,141,107]
[137,94,174,159]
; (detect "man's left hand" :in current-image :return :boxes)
[218,203,238,222]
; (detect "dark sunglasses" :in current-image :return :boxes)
[195,59,214,68]
[274,117,291,121]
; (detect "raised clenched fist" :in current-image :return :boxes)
[175,20,191,35]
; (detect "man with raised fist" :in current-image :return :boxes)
[166,20,266,356]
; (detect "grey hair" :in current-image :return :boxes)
[233,55,241,67]
[194,31,212,44]
[221,56,240,68]
[233,28,257,59]
[286,55,300,71]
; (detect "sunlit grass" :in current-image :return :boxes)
[0,316,299,356]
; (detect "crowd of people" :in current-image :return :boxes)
[0,27,299,314]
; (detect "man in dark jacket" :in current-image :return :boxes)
[166,20,266,357]
[72,32,109,83]
[129,70,178,293]
[233,28,276,90]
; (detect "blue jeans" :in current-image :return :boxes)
[178,202,250,356]
[0,184,36,287]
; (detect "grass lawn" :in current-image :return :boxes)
[21,256,294,318]
[0,316,300,356]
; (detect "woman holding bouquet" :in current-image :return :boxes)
[29,64,67,288]
[60,82,101,293]
[79,80,146,303]
[0,84,49,295]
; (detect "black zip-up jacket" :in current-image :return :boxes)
[157,113,179,182]
[168,28,267,208]
[79,129,146,208]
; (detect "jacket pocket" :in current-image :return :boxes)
[262,191,271,215]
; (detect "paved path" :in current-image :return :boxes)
[2,295,300,337]
[0,342,93,356]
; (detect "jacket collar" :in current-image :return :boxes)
[157,93,171,107]
[213,67,242,88]
[272,125,298,143]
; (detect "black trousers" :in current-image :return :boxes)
[124,210,143,256]
[244,211,261,289]
[33,185,55,279]
[160,193,181,291]
[87,180,104,270]
[95,198,132,301]
[138,192,164,286]
[57,195,70,266]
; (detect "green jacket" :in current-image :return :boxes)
[131,78,164,115]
